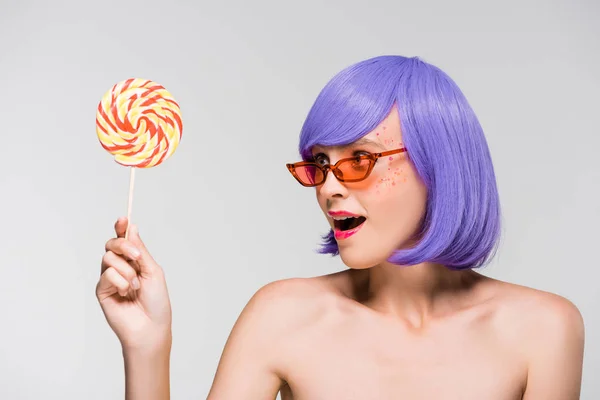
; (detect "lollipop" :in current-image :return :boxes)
[96,78,183,238]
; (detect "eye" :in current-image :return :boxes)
[312,153,329,166]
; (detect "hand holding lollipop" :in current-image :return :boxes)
[95,79,182,387]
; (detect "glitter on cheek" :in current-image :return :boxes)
[387,156,394,171]
[376,176,395,192]
[374,160,406,195]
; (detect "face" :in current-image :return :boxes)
[310,108,428,269]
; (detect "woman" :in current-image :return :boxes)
[96,55,585,399]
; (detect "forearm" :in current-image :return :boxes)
[123,343,171,400]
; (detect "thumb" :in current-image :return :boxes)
[127,223,158,275]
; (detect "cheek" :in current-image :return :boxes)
[373,158,408,196]
[370,168,428,240]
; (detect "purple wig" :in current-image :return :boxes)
[298,55,501,270]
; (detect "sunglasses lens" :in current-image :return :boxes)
[294,165,324,186]
[337,158,372,180]
[291,157,373,186]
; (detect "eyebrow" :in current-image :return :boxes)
[349,137,386,150]
[313,137,386,154]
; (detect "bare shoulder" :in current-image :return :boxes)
[247,271,354,328]
[237,270,365,348]
[482,279,585,398]
[489,279,584,335]
[483,278,585,362]
[207,273,348,398]
[252,274,338,302]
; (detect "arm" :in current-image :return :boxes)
[123,341,172,400]
[207,281,291,399]
[522,297,585,400]
[97,219,174,400]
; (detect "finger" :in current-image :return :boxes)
[115,217,128,238]
[105,237,141,260]
[127,223,149,253]
[98,267,131,297]
[126,224,158,274]
[101,252,141,290]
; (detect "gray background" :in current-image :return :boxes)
[0,0,598,398]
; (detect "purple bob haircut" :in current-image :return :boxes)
[298,55,501,270]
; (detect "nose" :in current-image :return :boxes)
[318,169,349,199]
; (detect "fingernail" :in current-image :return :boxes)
[132,277,140,290]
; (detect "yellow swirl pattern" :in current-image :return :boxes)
[96,78,182,168]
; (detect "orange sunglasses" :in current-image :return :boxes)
[286,147,407,187]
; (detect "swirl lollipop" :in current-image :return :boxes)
[96,78,183,238]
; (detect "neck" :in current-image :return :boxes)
[354,262,484,328]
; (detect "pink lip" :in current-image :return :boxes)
[328,210,366,240]
[328,210,361,217]
[334,220,366,240]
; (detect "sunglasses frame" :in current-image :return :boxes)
[286,147,407,187]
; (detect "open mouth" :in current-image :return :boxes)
[333,216,367,232]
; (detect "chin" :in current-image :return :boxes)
[335,226,396,269]
[338,249,380,270]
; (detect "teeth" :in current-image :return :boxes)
[332,216,357,220]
